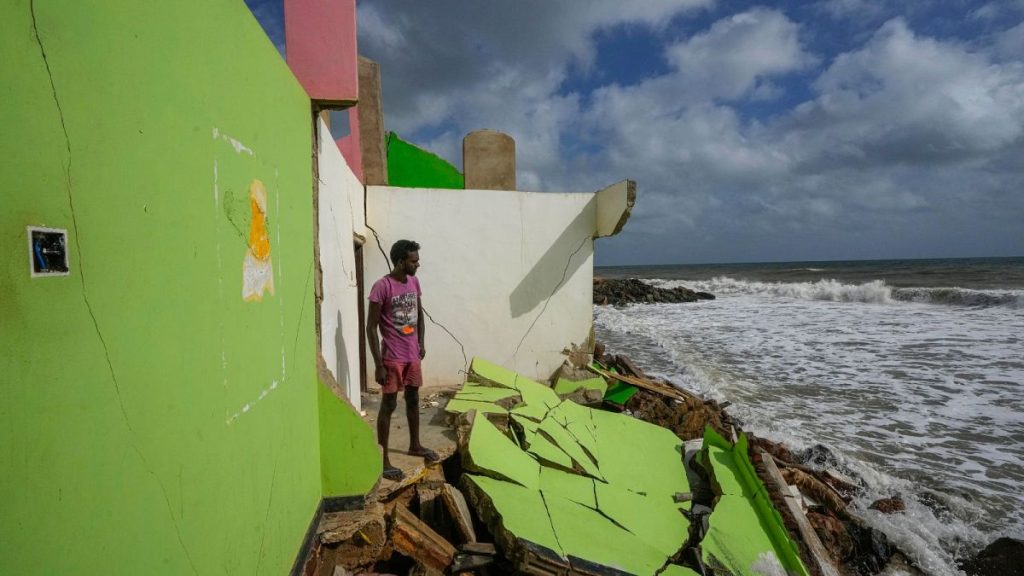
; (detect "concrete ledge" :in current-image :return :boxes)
[595,179,636,238]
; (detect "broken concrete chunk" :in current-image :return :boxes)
[463,475,566,561]
[445,397,510,417]
[317,503,388,568]
[468,357,527,389]
[553,376,608,397]
[525,431,577,471]
[539,466,597,509]
[537,415,603,479]
[452,381,520,403]
[593,481,690,558]
[588,407,690,499]
[545,495,669,576]
[465,412,540,489]
[508,377,562,421]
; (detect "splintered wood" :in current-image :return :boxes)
[391,502,456,572]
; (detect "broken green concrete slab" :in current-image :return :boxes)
[594,481,689,558]
[537,416,603,480]
[464,474,564,558]
[589,407,689,500]
[700,428,809,576]
[453,382,519,403]
[445,398,510,416]
[526,432,576,471]
[539,466,597,509]
[509,378,562,422]
[465,413,540,489]
[459,358,695,575]
[545,494,670,576]
[469,357,527,389]
[554,376,608,396]
[544,399,599,463]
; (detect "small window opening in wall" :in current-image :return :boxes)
[28,226,69,277]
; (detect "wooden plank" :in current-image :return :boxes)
[587,365,689,401]
[441,483,478,543]
[758,449,841,576]
[392,503,456,572]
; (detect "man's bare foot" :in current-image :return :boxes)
[408,446,440,463]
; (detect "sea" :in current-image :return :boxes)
[593,257,1024,576]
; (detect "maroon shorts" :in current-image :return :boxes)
[382,360,423,394]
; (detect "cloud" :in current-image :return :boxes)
[355,3,1024,263]
[664,8,817,101]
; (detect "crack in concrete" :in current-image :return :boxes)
[29,9,203,571]
[30,0,134,428]
[509,233,591,363]
[548,412,600,470]
[291,259,315,366]
[255,447,282,575]
[537,491,567,564]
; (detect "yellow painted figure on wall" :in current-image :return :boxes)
[243,179,275,301]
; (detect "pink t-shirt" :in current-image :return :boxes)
[369,275,422,362]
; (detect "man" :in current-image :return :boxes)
[366,239,438,480]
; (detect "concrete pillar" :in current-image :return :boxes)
[463,130,515,190]
[357,57,387,185]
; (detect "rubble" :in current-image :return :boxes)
[303,346,922,576]
[593,277,715,306]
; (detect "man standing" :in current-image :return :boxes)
[366,239,438,480]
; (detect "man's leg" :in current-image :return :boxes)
[377,392,402,480]
[405,386,439,462]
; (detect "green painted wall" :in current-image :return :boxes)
[0,1,377,573]
[386,132,465,189]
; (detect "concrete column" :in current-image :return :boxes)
[357,57,387,185]
[463,130,515,190]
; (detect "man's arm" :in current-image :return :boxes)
[417,296,425,360]
[366,301,386,385]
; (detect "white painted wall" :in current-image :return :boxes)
[365,186,602,388]
[317,118,365,411]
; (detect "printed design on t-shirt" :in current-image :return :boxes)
[390,292,418,335]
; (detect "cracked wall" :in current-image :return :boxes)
[0,1,368,574]
[364,185,598,386]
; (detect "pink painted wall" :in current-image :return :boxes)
[284,0,358,104]
[337,108,364,182]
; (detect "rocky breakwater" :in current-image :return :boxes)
[594,277,715,306]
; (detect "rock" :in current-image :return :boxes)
[960,537,1024,576]
[845,520,895,574]
[807,511,854,563]
[869,497,906,514]
[593,278,712,306]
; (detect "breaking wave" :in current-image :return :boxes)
[661,277,1023,308]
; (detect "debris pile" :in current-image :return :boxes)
[302,346,927,576]
[593,278,715,306]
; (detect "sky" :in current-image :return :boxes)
[247,0,1024,266]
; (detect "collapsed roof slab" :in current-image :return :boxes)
[450,358,694,575]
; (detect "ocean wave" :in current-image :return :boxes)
[662,277,1024,308]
